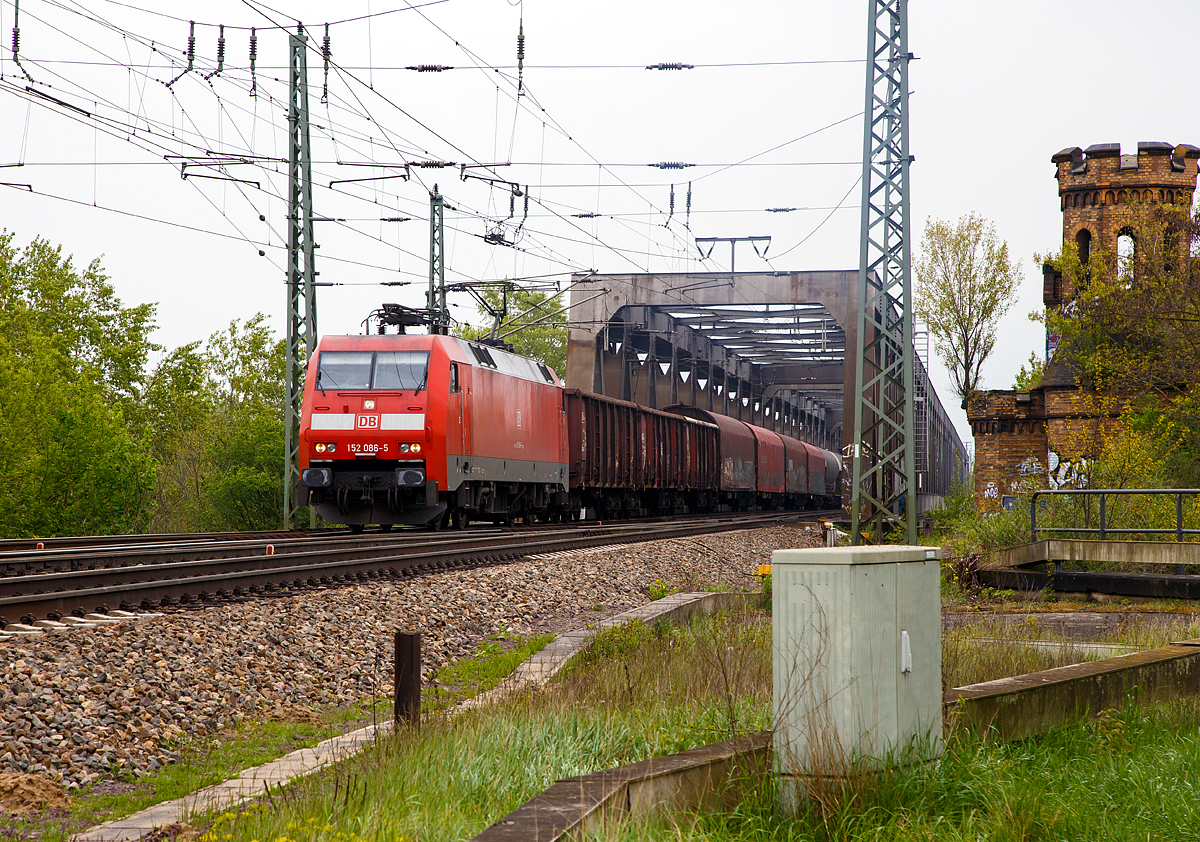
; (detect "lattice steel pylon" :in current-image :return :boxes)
[849,0,916,545]
[284,26,317,529]
[427,185,448,333]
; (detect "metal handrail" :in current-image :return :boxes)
[1031,488,1200,544]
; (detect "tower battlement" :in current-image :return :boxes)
[1044,141,1199,308]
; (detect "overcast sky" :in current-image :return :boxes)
[1,0,1197,451]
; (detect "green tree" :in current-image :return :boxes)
[0,232,157,537]
[915,214,1023,405]
[141,316,286,534]
[198,316,285,531]
[455,285,567,375]
[0,231,156,408]
[144,316,286,533]
[1036,202,1200,490]
[1012,351,1044,391]
[1038,203,1199,393]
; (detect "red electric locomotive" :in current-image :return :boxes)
[299,334,568,529]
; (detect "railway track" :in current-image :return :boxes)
[0,527,338,555]
[0,511,833,627]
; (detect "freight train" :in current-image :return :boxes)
[299,333,844,529]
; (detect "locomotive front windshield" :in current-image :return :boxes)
[373,351,429,390]
[315,350,429,391]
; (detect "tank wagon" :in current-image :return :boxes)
[299,333,843,528]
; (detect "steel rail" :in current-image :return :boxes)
[0,512,821,626]
[0,528,512,577]
[0,528,339,554]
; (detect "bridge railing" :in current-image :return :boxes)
[1031,488,1200,544]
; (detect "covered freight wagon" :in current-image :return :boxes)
[663,405,758,509]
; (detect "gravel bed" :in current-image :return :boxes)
[0,524,823,791]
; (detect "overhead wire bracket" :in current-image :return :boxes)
[204,24,225,80]
[166,21,196,88]
[11,0,37,84]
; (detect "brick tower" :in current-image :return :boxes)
[1044,142,1199,307]
[969,141,1199,509]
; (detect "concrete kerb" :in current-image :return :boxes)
[946,637,1200,740]
[72,591,757,841]
[472,732,772,842]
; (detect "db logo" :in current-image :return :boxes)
[356,414,380,430]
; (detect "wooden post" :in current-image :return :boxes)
[394,630,421,727]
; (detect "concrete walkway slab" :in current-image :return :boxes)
[73,592,752,841]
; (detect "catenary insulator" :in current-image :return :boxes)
[249,28,258,96]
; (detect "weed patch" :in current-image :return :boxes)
[3,716,336,842]
[426,633,554,710]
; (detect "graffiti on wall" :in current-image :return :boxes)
[983,480,999,500]
[1007,457,1045,494]
[1047,450,1088,490]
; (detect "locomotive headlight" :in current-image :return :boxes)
[363,399,376,410]
[315,443,327,453]
[410,443,422,454]
[327,442,336,452]
[400,443,410,453]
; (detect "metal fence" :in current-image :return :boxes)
[1031,488,1200,543]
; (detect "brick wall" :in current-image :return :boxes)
[966,391,1047,510]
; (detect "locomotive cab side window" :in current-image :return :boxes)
[449,363,459,394]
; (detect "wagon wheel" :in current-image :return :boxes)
[452,508,467,530]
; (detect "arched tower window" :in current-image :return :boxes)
[1106,190,1115,205]
[1075,228,1092,265]
[1117,227,1136,285]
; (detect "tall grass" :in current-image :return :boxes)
[196,609,774,842]
[943,613,1200,689]
[597,698,1200,840]
[195,607,1200,841]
